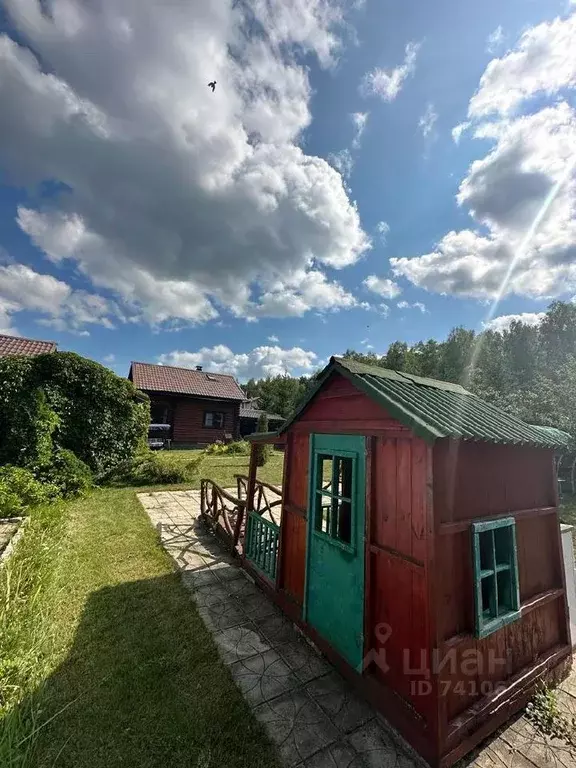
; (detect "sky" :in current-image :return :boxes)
[1,0,576,381]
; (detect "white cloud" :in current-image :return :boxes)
[375,221,390,244]
[103,353,116,363]
[327,149,353,180]
[0,0,369,328]
[267,335,279,342]
[486,25,505,54]
[378,303,390,317]
[397,300,427,312]
[159,344,317,379]
[469,13,576,118]
[351,111,369,149]
[363,275,402,298]
[0,263,117,334]
[483,312,546,332]
[418,103,437,138]
[252,269,358,318]
[452,122,470,144]
[391,14,576,302]
[361,41,421,102]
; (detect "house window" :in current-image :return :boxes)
[472,517,520,638]
[150,401,170,424]
[313,453,355,548]
[203,411,225,429]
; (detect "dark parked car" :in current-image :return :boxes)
[147,423,171,450]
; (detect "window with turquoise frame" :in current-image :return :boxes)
[313,452,355,550]
[472,517,520,638]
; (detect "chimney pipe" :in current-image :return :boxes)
[195,365,203,371]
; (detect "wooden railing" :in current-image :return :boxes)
[200,479,246,552]
[235,475,282,525]
[245,510,280,582]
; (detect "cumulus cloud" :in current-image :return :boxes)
[0,263,117,335]
[361,41,420,102]
[351,111,369,149]
[0,0,369,327]
[363,275,402,298]
[391,13,576,302]
[483,312,546,332]
[469,13,576,118]
[267,335,279,342]
[158,344,317,379]
[418,103,437,138]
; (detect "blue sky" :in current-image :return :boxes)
[0,0,575,380]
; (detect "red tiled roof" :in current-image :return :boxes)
[129,361,245,400]
[0,334,57,357]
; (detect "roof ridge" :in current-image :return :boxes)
[130,361,237,380]
[0,332,57,345]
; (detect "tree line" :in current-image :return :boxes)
[243,301,576,440]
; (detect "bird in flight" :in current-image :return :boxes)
[208,81,216,92]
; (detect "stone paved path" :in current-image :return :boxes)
[138,490,576,768]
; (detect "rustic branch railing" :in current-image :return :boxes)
[200,478,246,552]
[235,474,282,525]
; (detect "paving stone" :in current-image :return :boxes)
[299,739,362,767]
[253,610,300,646]
[234,591,278,620]
[306,673,374,734]
[193,583,235,609]
[213,622,273,664]
[347,721,417,768]
[197,598,247,631]
[210,561,244,582]
[180,566,220,590]
[230,648,299,706]
[225,576,263,600]
[253,689,339,766]
[277,638,332,684]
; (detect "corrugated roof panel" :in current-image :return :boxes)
[279,356,568,449]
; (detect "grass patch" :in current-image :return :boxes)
[0,488,281,768]
[166,449,284,490]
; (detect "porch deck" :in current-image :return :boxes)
[139,488,576,768]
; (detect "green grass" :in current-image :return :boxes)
[0,488,281,768]
[166,449,284,490]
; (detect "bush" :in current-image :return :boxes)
[35,449,93,499]
[0,466,57,513]
[102,449,205,487]
[205,440,249,456]
[225,440,250,455]
[254,414,272,467]
[0,352,149,477]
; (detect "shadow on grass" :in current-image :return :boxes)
[15,573,279,768]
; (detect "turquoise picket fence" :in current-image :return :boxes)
[245,510,280,581]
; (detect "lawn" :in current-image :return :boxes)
[0,488,281,768]
[168,448,285,490]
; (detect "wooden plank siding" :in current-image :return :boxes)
[368,436,434,723]
[170,397,239,445]
[432,437,571,742]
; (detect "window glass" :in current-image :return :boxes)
[314,453,354,546]
[204,411,224,428]
[472,518,520,638]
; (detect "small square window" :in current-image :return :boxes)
[204,411,224,428]
[472,518,520,638]
[313,453,354,547]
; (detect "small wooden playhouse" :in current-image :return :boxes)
[221,357,573,766]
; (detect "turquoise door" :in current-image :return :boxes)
[305,434,366,671]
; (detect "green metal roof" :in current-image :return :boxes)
[278,356,568,449]
[527,424,572,448]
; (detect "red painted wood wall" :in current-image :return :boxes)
[432,438,569,749]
